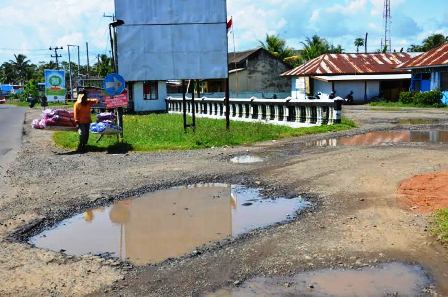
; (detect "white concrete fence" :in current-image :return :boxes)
[166,97,342,127]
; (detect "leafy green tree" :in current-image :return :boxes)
[330,44,344,54]
[259,34,297,64]
[300,35,344,62]
[354,38,365,53]
[33,61,59,82]
[93,54,114,77]
[8,54,34,84]
[408,33,448,52]
[23,79,39,100]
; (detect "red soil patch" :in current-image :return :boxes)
[397,172,448,214]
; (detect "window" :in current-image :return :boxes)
[441,72,448,91]
[411,72,431,92]
[143,81,158,100]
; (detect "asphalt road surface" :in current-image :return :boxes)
[0,105,25,175]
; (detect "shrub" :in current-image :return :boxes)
[415,90,443,106]
[399,91,414,104]
[399,90,444,107]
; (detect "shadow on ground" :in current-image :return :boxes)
[56,143,133,155]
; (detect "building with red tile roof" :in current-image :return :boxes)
[397,43,448,97]
[282,53,413,103]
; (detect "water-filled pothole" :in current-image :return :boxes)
[307,129,448,147]
[30,184,310,265]
[230,155,264,164]
[207,262,432,297]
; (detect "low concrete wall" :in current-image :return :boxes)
[166,97,342,128]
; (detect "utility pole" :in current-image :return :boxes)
[86,42,90,77]
[97,54,100,76]
[49,46,63,69]
[68,45,80,91]
[365,32,368,53]
[67,47,74,100]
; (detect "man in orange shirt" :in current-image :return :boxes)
[73,90,99,153]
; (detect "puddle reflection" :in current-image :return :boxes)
[30,185,310,265]
[230,155,264,164]
[307,130,448,147]
[207,263,432,297]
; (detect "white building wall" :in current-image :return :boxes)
[366,81,380,99]
[290,76,381,102]
[334,81,380,103]
[290,77,306,99]
[133,81,167,112]
[313,79,333,96]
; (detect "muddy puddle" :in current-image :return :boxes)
[29,184,310,265]
[307,129,448,147]
[230,155,264,164]
[207,262,432,297]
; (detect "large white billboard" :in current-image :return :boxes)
[115,0,228,81]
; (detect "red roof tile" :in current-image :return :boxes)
[282,53,412,76]
[397,43,448,69]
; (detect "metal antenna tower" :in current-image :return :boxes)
[381,0,392,52]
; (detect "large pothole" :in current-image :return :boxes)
[206,262,433,297]
[29,184,310,265]
[307,129,448,147]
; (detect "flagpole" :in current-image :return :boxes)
[231,17,239,97]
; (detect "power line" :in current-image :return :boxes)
[0,48,48,51]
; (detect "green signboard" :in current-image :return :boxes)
[44,69,66,101]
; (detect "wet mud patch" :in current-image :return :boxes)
[397,171,448,213]
[307,129,448,147]
[206,262,433,297]
[29,184,310,265]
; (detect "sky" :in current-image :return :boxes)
[0,0,447,65]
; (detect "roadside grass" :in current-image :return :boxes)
[369,101,448,109]
[432,209,448,245]
[53,114,357,152]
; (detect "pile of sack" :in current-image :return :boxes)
[90,112,122,135]
[32,109,77,130]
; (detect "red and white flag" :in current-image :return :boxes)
[227,17,233,33]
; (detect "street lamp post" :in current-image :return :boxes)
[108,20,124,72]
[68,44,80,94]
[108,20,125,138]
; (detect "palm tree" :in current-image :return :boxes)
[354,38,365,53]
[9,54,33,84]
[94,54,114,77]
[1,61,19,84]
[259,34,295,62]
[408,33,448,52]
[422,34,448,51]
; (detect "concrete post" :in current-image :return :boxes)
[316,106,323,125]
[257,105,264,120]
[305,106,312,124]
[283,106,289,122]
[333,99,342,124]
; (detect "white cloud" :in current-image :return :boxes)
[326,0,368,15]
[370,0,406,16]
[0,0,113,62]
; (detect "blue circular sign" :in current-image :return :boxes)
[103,73,126,96]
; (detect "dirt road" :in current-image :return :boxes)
[1,105,448,296]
